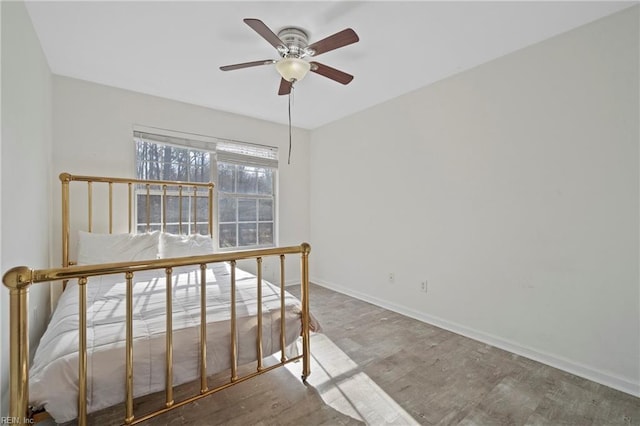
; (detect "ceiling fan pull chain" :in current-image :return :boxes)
[288,86,293,165]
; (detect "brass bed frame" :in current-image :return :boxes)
[3,173,312,425]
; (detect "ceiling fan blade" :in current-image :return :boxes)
[244,18,285,50]
[310,62,354,85]
[278,78,293,96]
[220,59,275,71]
[307,28,359,56]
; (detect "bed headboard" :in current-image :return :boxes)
[60,172,215,269]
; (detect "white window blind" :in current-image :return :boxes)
[217,140,278,168]
[134,131,278,168]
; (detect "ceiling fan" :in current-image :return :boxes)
[220,18,359,95]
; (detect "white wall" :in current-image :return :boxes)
[51,76,310,292]
[1,0,53,415]
[310,6,639,396]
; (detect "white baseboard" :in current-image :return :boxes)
[311,276,640,398]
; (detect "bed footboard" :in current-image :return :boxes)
[3,244,312,425]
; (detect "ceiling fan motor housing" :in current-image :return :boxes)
[277,27,312,57]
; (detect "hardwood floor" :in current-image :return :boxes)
[73,283,639,425]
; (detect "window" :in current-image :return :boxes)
[134,130,277,249]
[218,163,274,248]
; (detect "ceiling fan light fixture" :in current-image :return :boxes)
[276,57,310,82]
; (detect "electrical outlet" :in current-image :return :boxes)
[388,272,395,284]
[421,281,428,293]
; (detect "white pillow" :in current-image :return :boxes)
[159,233,215,259]
[77,231,160,265]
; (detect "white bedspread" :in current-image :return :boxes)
[29,263,306,423]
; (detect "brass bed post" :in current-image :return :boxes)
[230,260,238,382]
[300,243,311,382]
[61,173,71,270]
[208,183,214,237]
[145,184,150,232]
[165,267,174,407]
[279,255,286,363]
[87,182,93,233]
[162,185,167,232]
[109,182,113,234]
[61,173,71,290]
[78,277,88,426]
[256,257,263,371]
[125,271,135,424]
[3,267,31,421]
[128,182,133,233]
[199,264,208,393]
[192,187,197,234]
[178,185,183,234]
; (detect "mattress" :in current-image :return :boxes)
[29,263,307,423]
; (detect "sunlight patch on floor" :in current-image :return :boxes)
[286,334,419,425]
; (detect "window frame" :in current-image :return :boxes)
[133,128,278,251]
[216,161,277,250]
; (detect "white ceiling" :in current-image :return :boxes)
[25,1,635,129]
